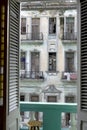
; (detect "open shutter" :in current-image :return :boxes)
[78,0,87,130]
[80,1,87,111]
[7,0,20,130]
[8,0,20,112]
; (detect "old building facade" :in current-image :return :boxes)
[20,9,77,126]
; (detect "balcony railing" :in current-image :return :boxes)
[20,102,77,130]
[62,32,77,40]
[61,72,77,81]
[21,33,43,41]
[20,70,44,80]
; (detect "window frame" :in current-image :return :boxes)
[20,51,26,70]
[65,51,75,72]
[21,17,26,34]
[48,52,56,72]
[49,17,56,35]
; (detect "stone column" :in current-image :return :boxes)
[29,111,36,121]
[69,113,77,130]
[24,93,30,122]
[26,51,30,78]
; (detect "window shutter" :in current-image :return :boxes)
[81,1,87,111]
[8,0,20,112]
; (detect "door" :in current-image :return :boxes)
[31,52,40,78]
[32,18,40,40]
[65,52,74,72]
[77,0,87,130]
[49,52,56,72]
[66,17,74,39]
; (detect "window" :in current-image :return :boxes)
[66,17,74,34]
[49,18,56,34]
[65,95,75,103]
[21,18,26,34]
[31,52,40,71]
[47,96,57,102]
[20,95,25,101]
[30,95,39,102]
[32,18,40,40]
[65,52,74,72]
[20,51,26,70]
[49,52,56,71]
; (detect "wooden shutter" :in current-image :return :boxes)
[78,0,87,130]
[80,0,87,111]
[8,0,20,112]
[0,0,20,129]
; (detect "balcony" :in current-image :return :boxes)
[62,32,77,41]
[61,72,77,81]
[21,33,43,44]
[20,70,44,81]
[20,102,77,130]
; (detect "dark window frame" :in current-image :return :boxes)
[48,52,56,72]
[49,17,56,35]
[20,51,26,70]
[21,18,26,34]
[65,51,75,72]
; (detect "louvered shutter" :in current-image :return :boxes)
[8,0,20,112]
[80,0,87,111]
[78,0,87,130]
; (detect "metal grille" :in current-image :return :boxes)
[81,0,87,111]
[9,0,20,112]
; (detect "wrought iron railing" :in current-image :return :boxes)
[62,32,77,40]
[20,70,44,80]
[21,33,43,41]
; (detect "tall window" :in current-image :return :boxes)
[20,95,25,101]
[65,52,74,72]
[20,51,26,70]
[32,18,40,40]
[21,18,26,34]
[31,52,39,71]
[49,18,56,34]
[49,52,56,71]
[66,17,74,34]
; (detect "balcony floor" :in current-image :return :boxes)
[20,127,69,130]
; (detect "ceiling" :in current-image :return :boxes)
[18,0,77,10]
